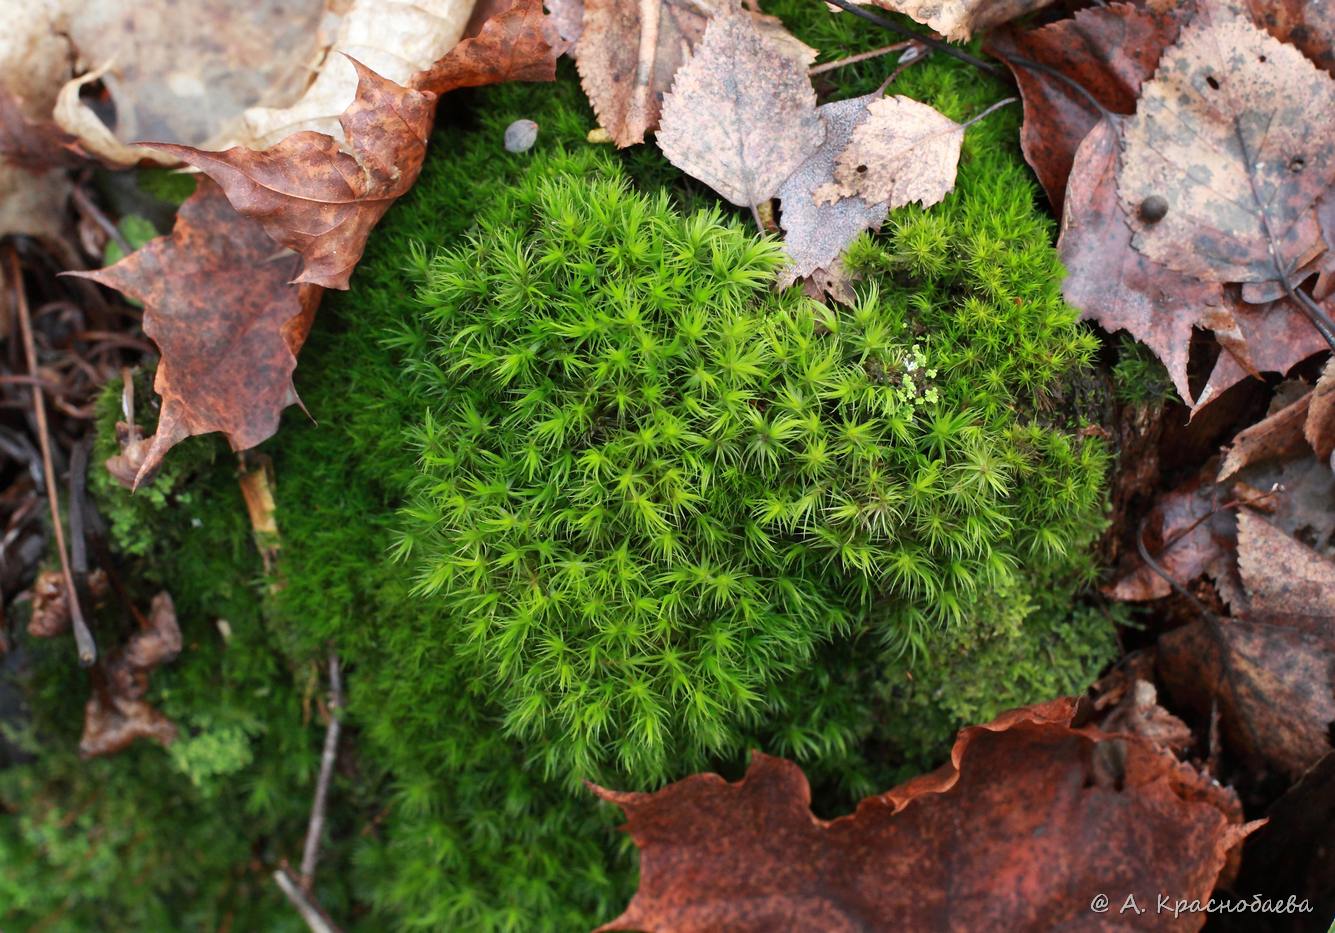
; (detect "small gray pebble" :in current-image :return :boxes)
[504,119,539,153]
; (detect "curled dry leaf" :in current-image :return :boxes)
[776,94,889,289]
[1307,358,1335,463]
[655,14,822,208]
[154,61,435,291]
[1157,511,1335,780]
[234,0,475,148]
[1118,10,1335,287]
[80,591,182,758]
[50,0,328,166]
[575,0,813,149]
[813,95,962,211]
[985,2,1189,213]
[26,568,70,639]
[71,180,319,488]
[0,0,75,239]
[864,0,1057,43]
[1105,465,1238,603]
[593,698,1253,933]
[411,0,559,97]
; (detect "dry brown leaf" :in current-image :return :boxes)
[1218,390,1315,482]
[594,698,1253,932]
[72,180,318,488]
[813,94,962,211]
[985,2,1190,213]
[655,14,822,208]
[1307,358,1335,463]
[412,0,559,96]
[1106,466,1237,603]
[575,0,812,148]
[80,592,181,758]
[1157,511,1335,780]
[865,0,1057,42]
[232,0,475,149]
[776,94,888,289]
[1119,9,1335,288]
[153,61,435,291]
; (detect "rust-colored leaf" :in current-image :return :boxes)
[776,94,888,290]
[655,14,822,208]
[1106,465,1238,603]
[80,592,182,758]
[412,0,559,96]
[1060,115,1325,411]
[594,699,1254,933]
[864,0,1057,43]
[151,60,435,291]
[1307,358,1335,463]
[1157,511,1335,780]
[72,180,318,488]
[986,2,1189,213]
[813,95,962,211]
[1059,118,1217,406]
[1118,9,1335,288]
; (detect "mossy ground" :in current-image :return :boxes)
[2,4,1123,928]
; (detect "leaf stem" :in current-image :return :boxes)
[809,40,914,76]
[822,0,1005,79]
[960,96,1018,130]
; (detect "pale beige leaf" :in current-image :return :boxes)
[1118,10,1335,286]
[814,95,962,210]
[0,0,74,238]
[576,0,813,149]
[657,14,822,208]
[234,0,476,149]
[50,0,330,166]
[865,0,1056,42]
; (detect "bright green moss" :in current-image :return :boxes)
[389,148,1106,789]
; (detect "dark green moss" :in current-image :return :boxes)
[0,394,337,928]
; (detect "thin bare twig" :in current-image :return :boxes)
[5,247,96,665]
[71,186,133,259]
[274,866,342,933]
[300,653,344,892]
[809,40,914,77]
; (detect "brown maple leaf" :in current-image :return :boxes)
[776,94,889,291]
[986,2,1190,213]
[864,0,1057,43]
[413,0,560,96]
[813,95,963,210]
[80,592,181,758]
[71,179,318,488]
[1118,9,1335,288]
[656,14,822,209]
[1157,511,1335,780]
[148,60,434,291]
[1060,116,1328,411]
[593,698,1253,932]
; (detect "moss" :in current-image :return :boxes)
[3,4,1120,928]
[0,378,335,929]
